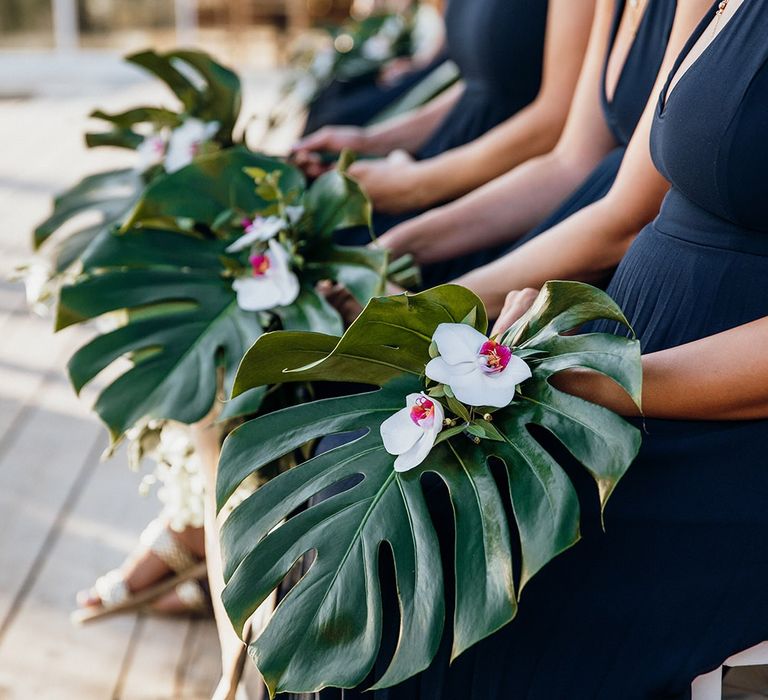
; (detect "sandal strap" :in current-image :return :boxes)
[93,569,130,607]
[175,579,207,611]
[139,519,199,574]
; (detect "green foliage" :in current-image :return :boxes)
[30,49,243,303]
[88,49,241,148]
[122,147,304,231]
[55,151,386,443]
[217,282,642,696]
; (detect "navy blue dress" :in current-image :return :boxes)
[420,0,677,287]
[295,3,768,699]
[303,53,448,135]
[336,0,549,248]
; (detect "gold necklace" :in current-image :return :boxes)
[712,1,730,38]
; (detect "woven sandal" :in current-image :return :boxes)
[71,519,209,625]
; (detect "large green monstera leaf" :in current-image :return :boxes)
[87,48,241,149]
[216,282,643,696]
[56,150,385,442]
[56,228,263,442]
[121,147,304,231]
[30,49,242,301]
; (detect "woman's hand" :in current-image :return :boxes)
[292,126,373,178]
[491,288,540,337]
[348,150,425,214]
[491,287,642,416]
[379,57,417,86]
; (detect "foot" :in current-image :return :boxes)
[77,521,207,616]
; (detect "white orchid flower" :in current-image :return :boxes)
[136,133,167,172]
[164,118,220,173]
[380,393,444,472]
[232,239,300,312]
[226,216,288,252]
[425,323,532,408]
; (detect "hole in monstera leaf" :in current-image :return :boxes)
[129,344,164,365]
[169,57,208,92]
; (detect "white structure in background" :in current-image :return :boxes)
[50,0,199,51]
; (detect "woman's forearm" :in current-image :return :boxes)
[410,100,566,206]
[409,0,596,205]
[377,148,599,262]
[364,82,464,155]
[555,317,768,421]
[457,194,651,316]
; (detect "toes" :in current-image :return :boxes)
[77,588,101,609]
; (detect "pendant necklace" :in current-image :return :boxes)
[712,1,730,38]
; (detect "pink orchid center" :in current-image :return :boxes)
[240,217,253,230]
[151,138,165,155]
[410,396,436,428]
[250,253,271,277]
[190,141,201,156]
[479,340,513,375]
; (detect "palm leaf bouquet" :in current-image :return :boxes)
[216,282,643,696]
[24,49,241,310]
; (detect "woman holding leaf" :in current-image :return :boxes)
[370,0,693,288]
[293,0,596,241]
[211,1,768,698]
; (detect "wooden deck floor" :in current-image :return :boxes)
[0,67,290,699]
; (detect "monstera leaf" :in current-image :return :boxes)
[122,147,305,231]
[33,169,144,254]
[88,49,241,147]
[216,282,643,696]
[56,150,386,442]
[56,227,262,442]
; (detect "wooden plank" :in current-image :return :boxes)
[0,444,158,699]
[116,615,194,700]
[177,619,223,699]
[723,665,768,699]
[0,375,103,626]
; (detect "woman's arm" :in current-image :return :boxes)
[492,293,768,422]
[375,0,618,259]
[348,0,596,213]
[294,82,465,163]
[458,0,714,317]
[555,318,768,421]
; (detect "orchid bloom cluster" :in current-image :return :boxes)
[225,203,304,313]
[136,118,220,174]
[381,323,533,472]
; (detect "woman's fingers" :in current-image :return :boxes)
[491,287,540,337]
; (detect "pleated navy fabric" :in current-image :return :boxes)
[289,2,768,699]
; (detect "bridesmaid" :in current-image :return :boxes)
[374,0,682,286]
[446,0,768,697]
[294,0,595,246]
